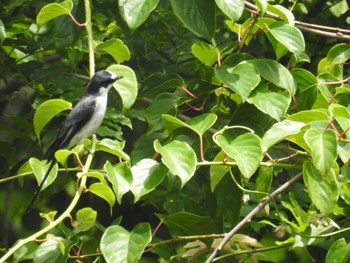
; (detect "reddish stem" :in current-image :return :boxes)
[184,102,202,112]
[68,13,86,27]
[292,95,300,112]
[199,135,206,162]
[152,152,159,160]
[181,86,199,100]
[338,126,350,140]
[278,152,298,161]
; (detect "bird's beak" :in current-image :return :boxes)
[114,75,123,81]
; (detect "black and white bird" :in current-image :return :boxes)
[28,70,123,210]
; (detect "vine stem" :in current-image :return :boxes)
[205,172,302,263]
[0,135,97,263]
[84,0,95,76]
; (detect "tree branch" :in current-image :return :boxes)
[245,1,350,40]
[205,172,303,263]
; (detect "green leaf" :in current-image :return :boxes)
[54,149,74,168]
[0,19,5,46]
[82,171,108,185]
[170,0,216,39]
[266,4,295,24]
[304,128,337,175]
[292,68,318,110]
[100,223,151,263]
[261,120,306,152]
[140,73,184,97]
[130,159,166,202]
[36,0,73,26]
[191,41,218,66]
[33,237,70,263]
[14,242,39,262]
[215,131,262,179]
[210,151,230,191]
[29,158,58,191]
[97,38,131,63]
[215,0,244,22]
[248,59,296,95]
[185,113,217,136]
[325,238,350,263]
[160,212,215,235]
[215,62,261,101]
[105,161,132,204]
[96,138,130,162]
[247,83,291,121]
[303,162,339,215]
[327,43,350,65]
[268,21,305,54]
[145,93,177,133]
[254,0,267,14]
[154,140,197,187]
[88,183,115,209]
[287,109,331,123]
[33,99,72,141]
[107,64,138,111]
[119,0,159,32]
[75,207,97,232]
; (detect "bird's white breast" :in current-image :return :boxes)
[68,90,108,148]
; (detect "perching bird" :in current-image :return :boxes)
[28,70,123,210]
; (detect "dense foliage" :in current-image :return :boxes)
[1,0,350,262]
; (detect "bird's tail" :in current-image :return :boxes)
[27,159,57,212]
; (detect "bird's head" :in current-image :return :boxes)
[87,70,123,94]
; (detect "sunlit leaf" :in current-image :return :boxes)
[119,0,159,32]
[304,128,337,175]
[215,0,244,22]
[97,38,131,63]
[100,223,151,263]
[33,99,71,141]
[303,162,339,215]
[88,183,115,209]
[107,65,138,111]
[75,207,97,232]
[154,140,197,186]
[36,0,73,26]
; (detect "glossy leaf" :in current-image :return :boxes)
[254,0,267,14]
[130,159,167,202]
[33,237,70,263]
[119,0,159,32]
[247,83,291,121]
[154,140,197,187]
[303,162,339,215]
[292,68,318,110]
[287,109,331,123]
[191,41,218,66]
[215,0,244,22]
[88,183,115,209]
[36,0,73,26]
[100,223,151,263]
[327,43,350,65]
[97,38,131,63]
[29,158,58,191]
[185,113,217,136]
[170,0,216,39]
[105,161,132,204]
[248,59,296,95]
[215,131,262,179]
[33,99,71,141]
[96,138,130,162]
[268,21,305,54]
[325,238,350,263]
[266,4,294,24]
[304,128,337,175]
[107,64,138,111]
[215,62,261,101]
[75,207,97,232]
[261,120,306,152]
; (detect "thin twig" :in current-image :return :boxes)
[205,172,302,263]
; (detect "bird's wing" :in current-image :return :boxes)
[45,95,96,160]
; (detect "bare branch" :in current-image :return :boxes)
[205,172,303,263]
